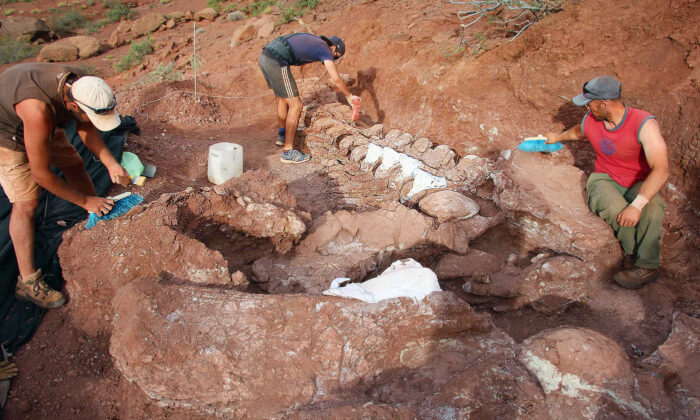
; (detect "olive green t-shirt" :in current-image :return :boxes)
[0,63,84,150]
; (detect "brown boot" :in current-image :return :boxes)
[622,254,635,270]
[613,267,658,290]
[15,269,66,309]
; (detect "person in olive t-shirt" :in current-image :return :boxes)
[0,63,130,309]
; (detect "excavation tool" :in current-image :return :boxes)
[86,192,143,230]
[518,135,563,153]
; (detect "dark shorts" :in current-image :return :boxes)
[258,53,298,98]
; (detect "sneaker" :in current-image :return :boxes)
[275,134,285,147]
[613,267,658,290]
[15,269,66,309]
[280,149,311,164]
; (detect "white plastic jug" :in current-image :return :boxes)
[207,142,243,185]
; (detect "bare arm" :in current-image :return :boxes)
[545,124,587,144]
[15,99,114,215]
[76,120,130,186]
[322,59,352,98]
[616,118,670,227]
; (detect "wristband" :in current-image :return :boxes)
[630,195,649,211]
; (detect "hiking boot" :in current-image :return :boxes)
[275,134,285,147]
[622,254,635,270]
[280,149,311,164]
[15,269,66,309]
[613,267,658,290]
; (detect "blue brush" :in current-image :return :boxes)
[86,192,143,230]
[518,136,563,153]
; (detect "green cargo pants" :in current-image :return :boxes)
[586,172,665,269]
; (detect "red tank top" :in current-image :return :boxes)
[582,106,655,188]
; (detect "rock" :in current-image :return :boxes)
[419,190,480,222]
[383,129,402,143]
[643,313,700,396]
[445,154,492,187]
[184,10,193,20]
[359,124,384,138]
[107,29,129,48]
[411,137,432,154]
[0,17,50,42]
[422,144,456,169]
[229,22,256,47]
[350,144,368,162]
[519,327,653,419]
[58,170,306,335]
[434,250,502,279]
[257,21,275,38]
[37,43,78,62]
[393,133,413,152]
[166,11,185,21]
[227,11,246,21]
[131,13,166,37]
[110,275,549,417]
[165,19,176,29]
[194,8,217,21]
[66,35,100,59]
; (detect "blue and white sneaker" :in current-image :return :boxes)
[275,134,285,147]
[280,149,311,163]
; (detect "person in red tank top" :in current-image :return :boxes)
[545,76,670,290]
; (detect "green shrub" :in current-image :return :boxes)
[279,0,321,24]
[222,3,237,13]
[114,36,153,72]
[137,63,183,85]
[244,0,274,16]
[0,34,40,64]
[206,0,222,11]
[48,9,87,35]
[3,8,15,15]
[86,0,95,5]
[103,0,133,23]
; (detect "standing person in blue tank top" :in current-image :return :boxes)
[259,33,359,163]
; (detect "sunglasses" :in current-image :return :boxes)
[66,82,117,115]
[74,96,118,115]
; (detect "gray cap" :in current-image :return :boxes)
[572,76,621,106]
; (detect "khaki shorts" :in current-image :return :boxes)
[0,130,83,203]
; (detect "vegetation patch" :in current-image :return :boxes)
[279,0,320,23]
[0,33,40,64]
[114,36,153,72]
[137,63,183,86]
[47,9,87,35]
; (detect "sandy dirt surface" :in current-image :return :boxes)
[0,0,698,418]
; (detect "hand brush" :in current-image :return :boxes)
[85,192,143,230]
[518,135,563,153]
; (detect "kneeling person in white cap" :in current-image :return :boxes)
[0,63,131,309]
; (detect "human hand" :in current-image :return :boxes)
[83,196,114,216]
[108,164,131,186]
[0,360,18,380]
[617,205,641,227]
[544,132,561,144]
[346,95,360,105]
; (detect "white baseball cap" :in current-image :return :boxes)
[70,76,121,132]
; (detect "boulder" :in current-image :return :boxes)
[130,13,166,36]
[410,137,432,154]
[66,35,100,59]
[58,170,306,335]
[0,17,50,41]
[37,43,78,62]
[194,8,217,21]
[445,154,493,188]
[110,275,548,417]
[165,19,176,29]
[418,190,480,222]
[359,124,384,138]
[229,22,256,47]
[107,28,129,48]
[166,11,185,21]
[519,327,654,419]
